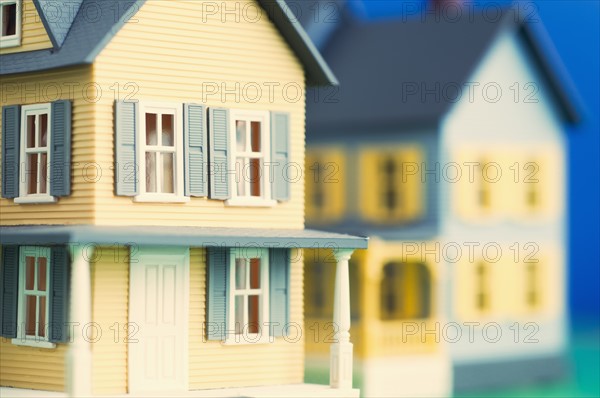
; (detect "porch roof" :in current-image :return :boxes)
[0,225,368,250]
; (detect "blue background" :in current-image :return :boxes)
[345,0,600,323]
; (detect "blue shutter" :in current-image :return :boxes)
[184,104,208,197]
[207,247,229,341]
[208,108,230,200]
[50,100,72,197]
[1,105,20,199]
[270,112,290,201]
[270,248,290,337]
[114,101,138,196]
[49,246,70,343]
[0,246,19,338]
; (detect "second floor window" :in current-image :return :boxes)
[19,103,54,203]
[360,146,424,224]
[0,0,20,48]
[137,102,184,201]
[228,110,271,205]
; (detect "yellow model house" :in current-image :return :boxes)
[302,3,580,397]
[0,1,367,397]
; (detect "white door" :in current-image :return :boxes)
[129,247,189,393]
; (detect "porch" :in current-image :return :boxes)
[0,226,367,397]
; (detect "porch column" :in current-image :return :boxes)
[67,245,92,397]
[330,248,354,390]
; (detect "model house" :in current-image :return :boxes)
[0,0,368,397]
[302,3,580,397]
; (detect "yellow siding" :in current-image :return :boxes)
[0,66,97,226]
[91,0,306,229]
[0,340,67,391]
[90,246,129,395]
[188,247,304,389]
[0,0,53,55]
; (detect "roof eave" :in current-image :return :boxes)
[258,0,339,86]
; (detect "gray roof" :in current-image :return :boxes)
[34,0,84,47]
[306,7,581,132]
[0,225,368,249]
[0,0,336,86]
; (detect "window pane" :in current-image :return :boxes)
[27,154,38,194]
[249,258,260,289]
[235,258,246,289]
[145,152,157,193]
[38,296,46,337]
[251,122,261,152]
[26,295,36,336]
[234,295,244,334]
[236,157,246,197]
[161,152,174,194]
[2,4,17,36]
[248,295,260,334]
[27,115,36,148]
[146,113,158,145]
[236,121,247,151]
[39,153,48,194]
[161,114,174,147]
[250,158,261,197]
[25,256,35,290]
[39,114,48,147]
[37,257,47,291]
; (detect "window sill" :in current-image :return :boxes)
[14,196,57,204]
[225,197,277,208]
[134,194,190,204]
[11,338,56,349]
[0,36,20,48]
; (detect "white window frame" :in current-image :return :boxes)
[135,101,188,203]
[225,247,270,345]
[226,109,275,207]
[12,246,56,349]
[15,103,56,204]
[0,0,21,48]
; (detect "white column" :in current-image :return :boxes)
[67,245,93,397]
[330,248,354,390]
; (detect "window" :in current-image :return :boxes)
[525,263,539,309]
[380,262,431,320]
[475,262,489,312]
[0,0,20,48]
[16,103,56,204]
[227,109,273,206]
[137,102,186,202]
[476,161,491,210]
[14,247,54,347]
[227,248,269,343]
[360,147,424,223]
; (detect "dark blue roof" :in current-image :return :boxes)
[304,6,581,131]
[0,0,337,86]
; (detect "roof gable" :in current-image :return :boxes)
[33,0,84,47]
[0,0,336,86]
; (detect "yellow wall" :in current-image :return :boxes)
[90,246,129,395]
[90,0,306,229]
[0,340,66,391]
[0,66,97,226]
[0,0,53,55]
[188,247,305,389]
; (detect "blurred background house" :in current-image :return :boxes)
[293,0,599,397]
